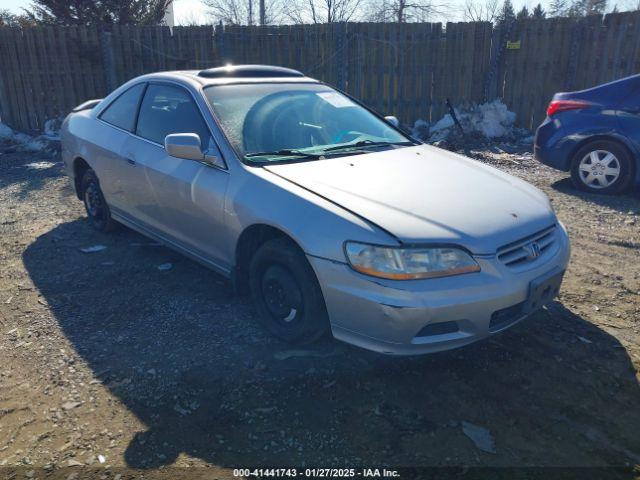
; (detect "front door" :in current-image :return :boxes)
[130,83,230,269]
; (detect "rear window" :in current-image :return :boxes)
[99,83,146,132]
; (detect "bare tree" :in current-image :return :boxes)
[366,0,448,22]
[204,0,283,24]
[463,0,499,22]
[0,9,28,26]
[284,0,364,23]
[568,0,607,15]
[548,0,568,16]
[204,0,245,23]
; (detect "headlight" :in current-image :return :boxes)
[344,242,480,280]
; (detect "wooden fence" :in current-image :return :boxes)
[1,12,640,133]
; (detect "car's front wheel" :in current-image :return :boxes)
[81,169,117,232]
[249,237,330,345]
[570,140,635,194]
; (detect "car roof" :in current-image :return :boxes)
[556,73,640,104]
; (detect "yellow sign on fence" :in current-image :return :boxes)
[507,40,521,49]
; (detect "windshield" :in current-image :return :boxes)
[203,83,413,163]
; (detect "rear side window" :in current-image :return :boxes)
[136,84,212,148]
[99,83,146,131]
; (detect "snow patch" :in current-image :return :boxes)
[43,118,62,140]
[412,100,519,143]
[25,161,57,170]
[0,123,16,140]
[0,121,57,152]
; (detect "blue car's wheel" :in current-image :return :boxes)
[570,140,635,195]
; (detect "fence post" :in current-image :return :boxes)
[484,25,501,101]
[334,22,348,90]
[100,30,117,92]
[484,20,514,102]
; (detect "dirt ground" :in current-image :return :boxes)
[0,139,639,478]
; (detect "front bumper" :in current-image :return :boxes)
[308,224,571,355]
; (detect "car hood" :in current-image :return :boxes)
[264,145,556,254]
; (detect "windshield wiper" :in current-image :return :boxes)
[244,149,323,160]
[322,140,414,153]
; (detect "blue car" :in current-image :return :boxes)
[535,74,640,194]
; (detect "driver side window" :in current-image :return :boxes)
[136,84,213,150]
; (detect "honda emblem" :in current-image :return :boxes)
[525,241,542,260]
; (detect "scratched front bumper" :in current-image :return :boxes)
[308,224,570,355]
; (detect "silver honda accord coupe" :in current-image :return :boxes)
[61,64,570,355]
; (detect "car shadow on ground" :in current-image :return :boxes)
[0,151,64,199]
[550,177,640,213]
[23,220,640,467]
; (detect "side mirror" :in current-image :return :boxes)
[384,115,399,127]
[164,133,218,166]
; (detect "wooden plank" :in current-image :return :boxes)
[110,25,125,85]
[55,27,76,112]
[3,29,27,129]
[0,28,22,129]
[18,29,40,130]
[529,19,553,128]
[34,27,56,120]
[583,15,604,89]
[77,26,95,103]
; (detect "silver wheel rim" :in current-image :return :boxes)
[578,150,621,189]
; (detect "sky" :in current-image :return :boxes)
[2,0,631,24]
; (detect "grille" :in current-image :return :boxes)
[497,225,557,268]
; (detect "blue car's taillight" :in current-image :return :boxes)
[546,100,592,117]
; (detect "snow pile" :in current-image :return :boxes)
[0,122,56,152]
[43,118,62,141]
[412,100,520,144]
[474,100,516,138]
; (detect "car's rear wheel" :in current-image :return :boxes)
[570,140,635,194]
[249,237,330,345]
[81,169,117,232]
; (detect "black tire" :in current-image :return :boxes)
[249,237,330,345]
[80,169,117,232]
[570,140,635,195]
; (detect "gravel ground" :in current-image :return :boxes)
[0,140,639,478]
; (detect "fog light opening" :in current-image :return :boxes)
[416,321,460,338]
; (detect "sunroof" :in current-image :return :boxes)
[198,65,304,79]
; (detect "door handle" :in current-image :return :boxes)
[126,158,136,166]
